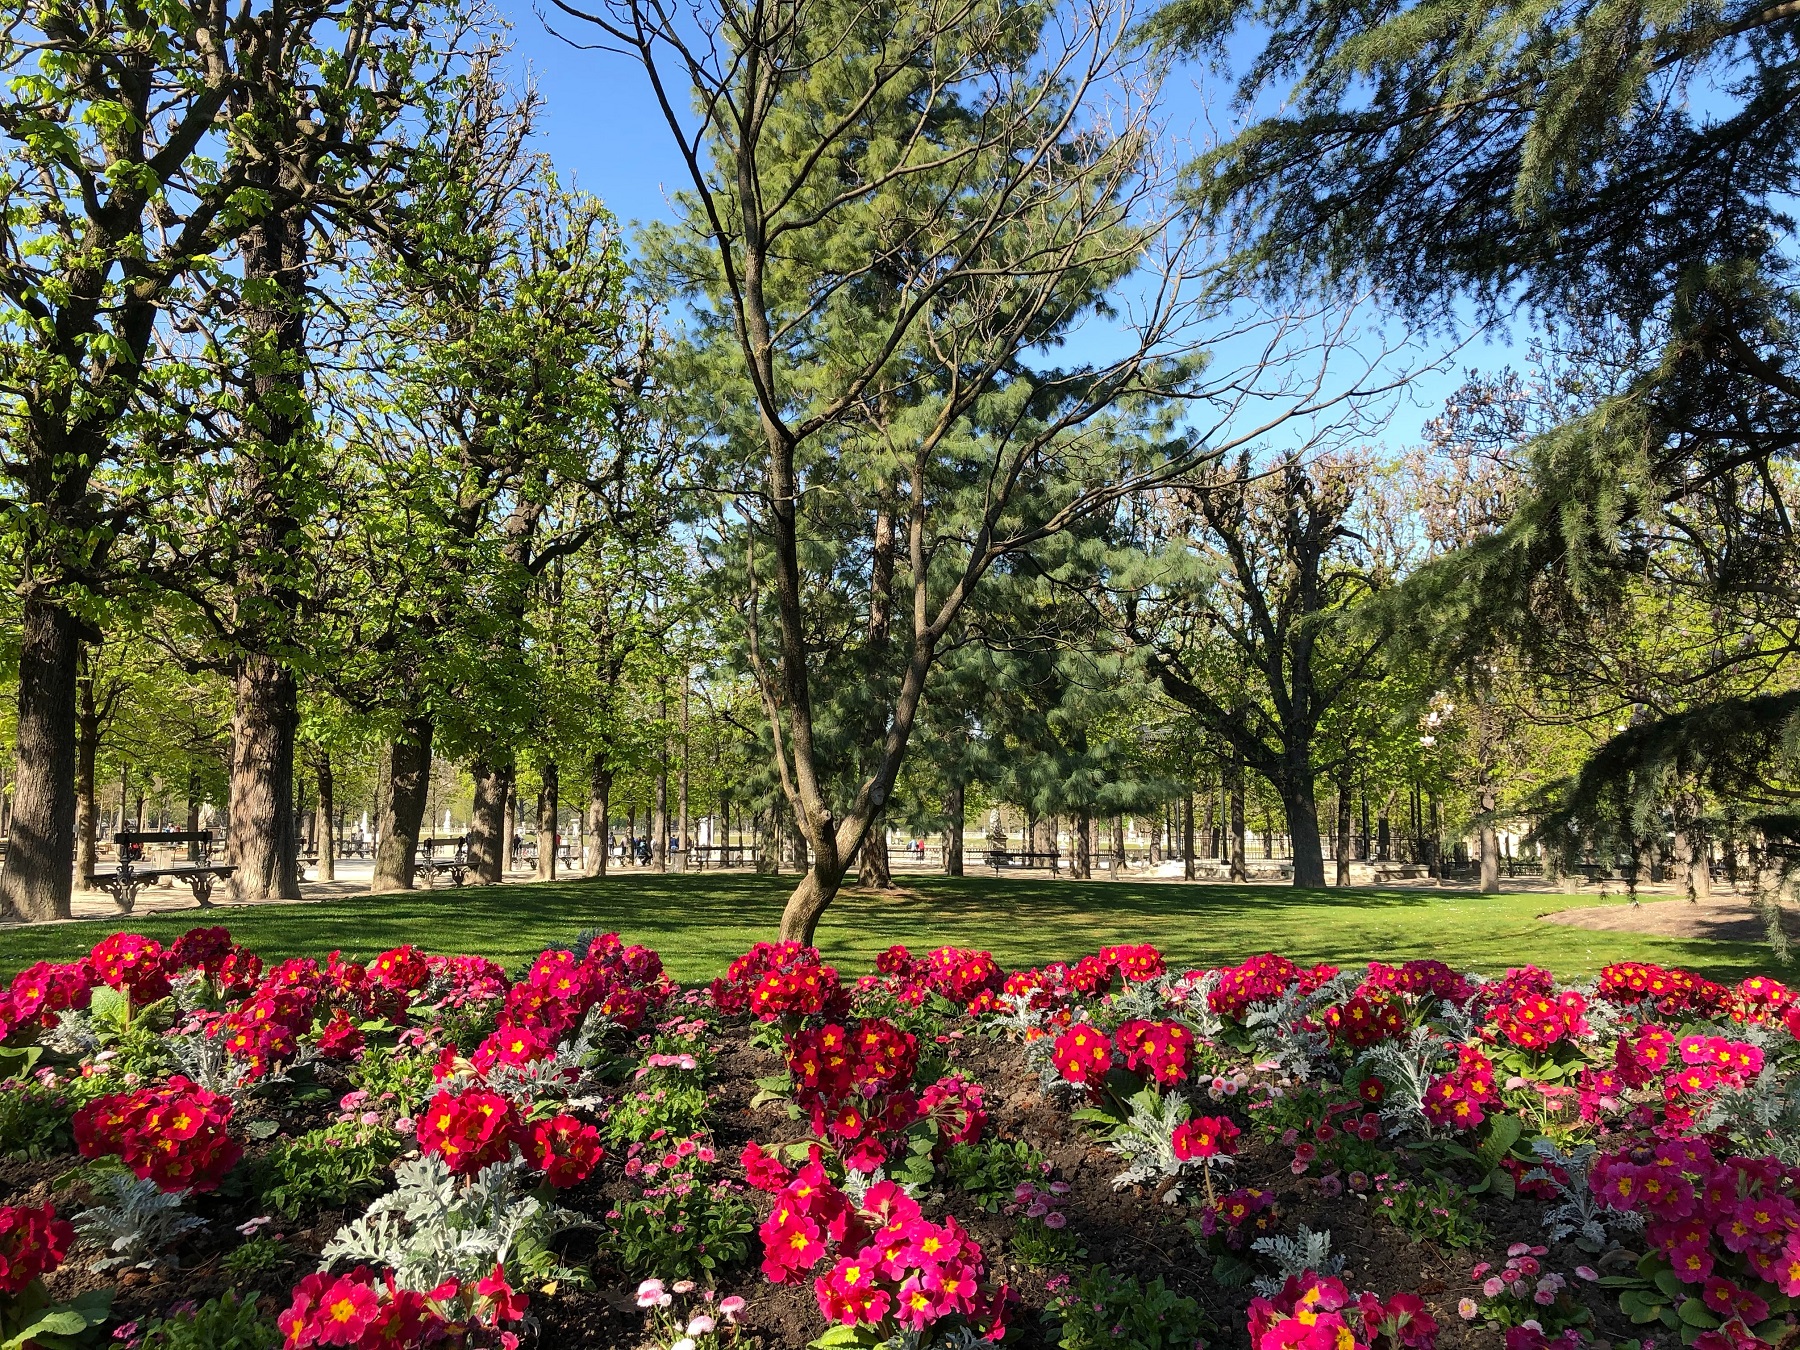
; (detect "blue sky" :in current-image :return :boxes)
[494,4,1514,448]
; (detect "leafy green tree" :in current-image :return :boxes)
[0,0,249,918]
[574,0,1314,942]
[1151,0,1800,861]
[1121,454,1391,886]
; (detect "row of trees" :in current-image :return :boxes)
[5,0,1794,943]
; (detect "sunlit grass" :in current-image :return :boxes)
[0,873,1777,983]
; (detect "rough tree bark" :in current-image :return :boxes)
[0,601,84,920]
[469,760,512,884]
[315,754,336,881]
[1477,775,1501,894]
[945,782,964,876]
[1335,768,1353,888]
[372,718,433,893]
[1282,769,1326,889]
[229,655,300,901]
[676,675,689,873]
[1072,811,1092,879]
[1111,815,1126,874]
[74,652,103,886]
[1229,763,1248,882]
[536,761,559,881]
[586,755,612,878]
[653,692,668,873]
[1183,791,1196,881]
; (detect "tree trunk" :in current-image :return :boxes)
[501,777,517,875]
[1281,772,1326,888]
[1228,761,1248,881]
[469,761,511,884]
[586,755,612,878]
[74,657,101,887]
[945,782,965,876]
[778,862,845,945]
[1674,826,1712,902]
[229,654,300,902]
[316,755,336,882]
[676,675,690,873]
[1072,810,1092,879]
[653,699,668,872]
[859,810,893,887]
[1335,768,1353,887]
[372,718,433,893]
[1111,815,1126,874]
[536,762,559,881]
[0,599,83,920]
[1183,790,1196,880]
[1477,773,1500,894]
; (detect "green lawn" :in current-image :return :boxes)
[0,874,1780,985]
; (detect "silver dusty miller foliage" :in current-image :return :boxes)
[1251,1225,1342,1295]
[1356,1025,1452,1136]
[1244,969,1361,1081]
[1521,1138,1644,1250]
[323,1156,580,1291]
[74,1171,205,1271]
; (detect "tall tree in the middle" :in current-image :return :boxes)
[571,0,1226,942]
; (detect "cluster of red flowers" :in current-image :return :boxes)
[1172,1114,1240,1162]
[918,1073,987,1147]
[4,958,92,1032]
[1326,993,1407,1049]
[871,945,1005,1011]
[709,942,847,1021]
[524,1114,605,1188]
[1113,1018,1196,1085]
[0,1202,71,1297]
[169,926,264,996]
[1362,960,1472,1006]
[745,1150,1003,1337]
[785,1019,926,1169]
[89,932,173,1003]
[814,1178,1004,1337]
[1593,1139,1800,1348]
[416,1088,522,1177]
[370,944,432,993]
[1596,962,1729,1018]
[280,1262,527,1348]
[1422,1044,1497,1131]
[72,1076,241,1192]
[1247,1273,1439,1350]
[501,939,669,1039]
[1050,1023,1113,1086]
[1210,954,1338,1020]
[414,1088,603,1187]
[1484,988,1588,1052]
[1197,1186,1278,1250]
[424,955,511,1009]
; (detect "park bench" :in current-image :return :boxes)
[92,830,235,913]
[984,848,1061,873]
[417,836,470,887]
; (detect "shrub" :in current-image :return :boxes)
[606,1141,754,1279]
[1374,1174,1488,1250]
[941,1138,1046,1212]
[137,1291,281,1350]
[253,1121,401,1218]
[1044,1265,1207,1350]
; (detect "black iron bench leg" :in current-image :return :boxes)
[101,876,139,915]
[188,874,217,908]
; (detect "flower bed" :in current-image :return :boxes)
[0,929,1796,1350]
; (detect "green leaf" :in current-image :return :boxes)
[1654,1269,1684,1300]
[0,1046,43,1080]
[247,1119,280,1140]
[1676,1299,1721,1329]
[1478,1113,1522,1167]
